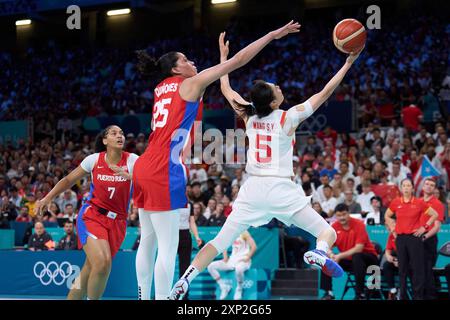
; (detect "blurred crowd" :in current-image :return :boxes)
[0,12,449,258]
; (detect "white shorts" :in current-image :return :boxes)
[229,176,311,227]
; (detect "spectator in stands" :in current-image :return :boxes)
[0,196,17,228]
[128,207,139,227]
[190,158,208,189]
[312,202,327,220]
[61,203,77,222]
[339,161,355,185]
[28,221,54,251]
[382,232,399,300]
[16,206,32,223]
[385,178,439,300]
[193,202,208,226]
[222,196,232,218]
[388,159,407,188]
[321,185,338,221]
[204,198,217,220]
[365,196,385,225]
[320,204,379,300]
[356,180,376,216]
[207,202,226,227]
[190,181,205,204]
[9,186,22,209]
[302,136,322,157]
[24,193,37,220]
[56,189,78,212]
[56,220,78,250]
[341,189,362,214]
[231,168,248,188]
[320,157,337,180]
[401,103,423,134]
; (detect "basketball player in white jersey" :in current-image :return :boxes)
[207,231,256,300]
[170,32,362,300]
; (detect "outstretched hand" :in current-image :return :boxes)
[219,32,230,60]
[271,20,301,40]
[346,46,364,64]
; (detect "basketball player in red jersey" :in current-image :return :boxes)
[35,125,138,300]
[132,21,300,300]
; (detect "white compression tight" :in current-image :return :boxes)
[208,204,332,256]
[136,209,180,300]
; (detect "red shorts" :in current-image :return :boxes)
[76,205,127,258]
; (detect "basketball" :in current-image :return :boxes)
[333,18,366,53]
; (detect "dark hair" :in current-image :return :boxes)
[400,178,414,188]
[335,203,349,213]
[423,177,437,185]
[323,184,332,190]
[64,220,74,226]
[233,80,275,118]
[136,50,179,81]
[370,196,382,203]
[94,125,115,153]
[191,181,201,188]
[65,203,73,208]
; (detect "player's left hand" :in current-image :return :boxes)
[270,20,301,40]
[333,253,342,263]
[109,165,131,180]
[219,32,229,60]
[196,237,203,247]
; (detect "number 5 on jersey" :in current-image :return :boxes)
[256,134,272,163]
[152,98,171,128]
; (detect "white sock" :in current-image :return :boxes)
[181,265,199,284]
[316,241,329,253]
[138,285,150,300]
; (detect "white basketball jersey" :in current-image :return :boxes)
[230,236,250,262]
[245,110,295,178]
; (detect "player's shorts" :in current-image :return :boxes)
[228,175,311,227]
[76,204,127,258]
[132,153,188,211]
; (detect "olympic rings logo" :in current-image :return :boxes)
[298,114,327,133]
[242,280,254,289]
[33,261,77,286]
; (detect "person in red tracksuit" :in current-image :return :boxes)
[320,203,379,300]
[420,178,445,299]
[385,178,439,300]
[35,125,138,300]
[382,232,399,300]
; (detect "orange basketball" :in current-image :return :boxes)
[333,18,366,53]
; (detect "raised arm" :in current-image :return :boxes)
[283,50,362,136]
[218,32,250,123]
[179,21,301,102]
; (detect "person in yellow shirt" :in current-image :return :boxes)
[25,193,37,218]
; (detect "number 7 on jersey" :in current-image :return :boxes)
[107,187,116,199]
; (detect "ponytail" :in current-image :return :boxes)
[94,125,114,153]
[232,80,274,119]
[135,50,179,81]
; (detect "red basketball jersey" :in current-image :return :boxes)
[133,76,203,211]
[82,151,134,219]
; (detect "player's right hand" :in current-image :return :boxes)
[270,20,301,40]
[219,32,229,60]
[346,46,364,64]
[35,197,51,217]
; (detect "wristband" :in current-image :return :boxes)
[423,224,430,231]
